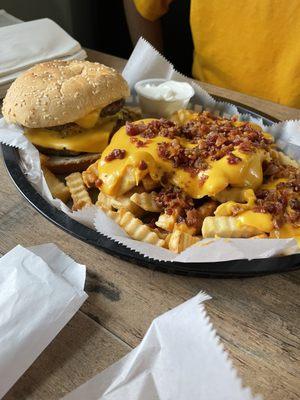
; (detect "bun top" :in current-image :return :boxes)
[2,60,130,128]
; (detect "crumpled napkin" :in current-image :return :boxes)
[0,17,87,97]
[63,293,261,400]
[0,243,87,398]
[0,9,22,28]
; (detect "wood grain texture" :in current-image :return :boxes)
[4,312,130,400]
[0,50,299,400]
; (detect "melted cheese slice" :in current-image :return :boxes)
[98,119,268,198]
[25,118,116,153]
[75,109,101,129]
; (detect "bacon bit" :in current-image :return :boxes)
[254,172,300,227]
[289,198,300,211]
[227,152,242,164]
[104,149,126,162]
[178,111,272,158]
[277,179,300,192]
[125,121,142,136]
[126,119,176,138]
[126,112,272,178]
[155,186,219,233]
[130,137,150,148]
[155,186,194,213]
[263,160,299,183]
[161,172,170,185]
[157,140,208,174]
[185,208,199,227]
[141,119,176,139]
[238,141,254,153]
[138,160,148,170]
[185,201,218,233]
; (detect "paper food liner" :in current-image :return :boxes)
[63,293,261,400]
[0,37,299,262]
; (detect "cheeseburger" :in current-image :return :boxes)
[2,60,139,173]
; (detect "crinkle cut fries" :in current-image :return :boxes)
[45,109,300,253]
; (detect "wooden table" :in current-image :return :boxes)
[2,50,300,400]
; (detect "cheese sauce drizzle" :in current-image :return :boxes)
[98,112,299,240]
[98,117,269,198]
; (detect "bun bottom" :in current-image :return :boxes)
[43,153,100,175]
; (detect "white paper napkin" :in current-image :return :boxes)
[0,9,22,28]
[63,293,261,400]
[0,18,86,81]
[0,243,88,398]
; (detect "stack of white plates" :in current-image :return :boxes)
[0,10,87,98]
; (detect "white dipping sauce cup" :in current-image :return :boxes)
[134,79,195,118]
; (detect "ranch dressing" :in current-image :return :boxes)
[138,80,194,101]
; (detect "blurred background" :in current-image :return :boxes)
[0,0,193,76]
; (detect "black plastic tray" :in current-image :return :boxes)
[2,98,300,277]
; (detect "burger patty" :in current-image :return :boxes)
[100,98,125,117]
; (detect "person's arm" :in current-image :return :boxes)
[123,0,164,52]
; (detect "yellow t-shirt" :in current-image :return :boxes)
[133,0,300,108]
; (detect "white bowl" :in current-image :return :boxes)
[134,79,194,118]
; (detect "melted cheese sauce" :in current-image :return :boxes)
[215,189,256,216]
[237,210,274,232]
[214,185,299,240]
[215,190,275,233]
[98,118,299,243]
[260,178,288,190]
[271,224,300,245]
[98,119,268,198]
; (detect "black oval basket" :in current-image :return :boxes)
[2,97,300,277]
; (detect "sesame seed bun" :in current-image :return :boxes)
[2,60,130,128]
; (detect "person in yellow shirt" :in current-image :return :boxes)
[123,0,300,108]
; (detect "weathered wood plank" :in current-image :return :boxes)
[0,160,299,399]
[3,312,130,400]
